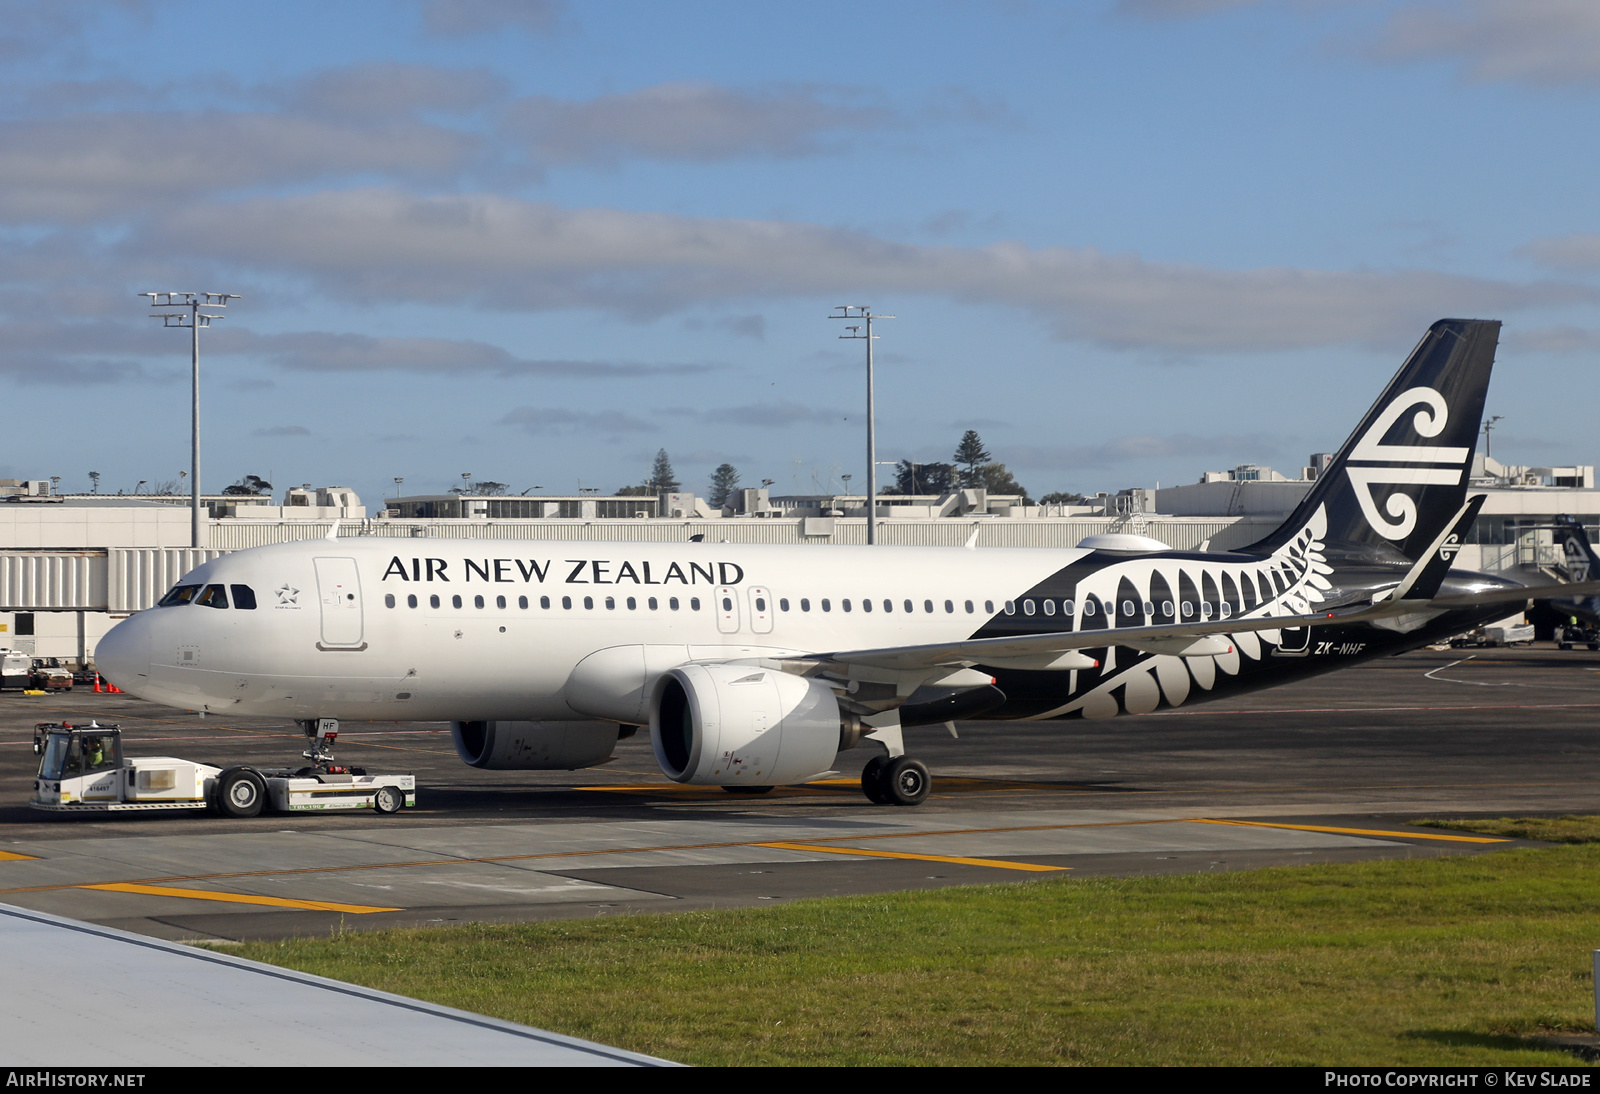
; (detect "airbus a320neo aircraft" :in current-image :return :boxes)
[96,319,1592,807]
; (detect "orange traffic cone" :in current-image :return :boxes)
[93,674,101,693]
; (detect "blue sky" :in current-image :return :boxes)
[6,0,1600,503]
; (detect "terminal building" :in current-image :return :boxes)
[0,453,1594,667]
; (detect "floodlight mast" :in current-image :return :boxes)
[141,292,240,548]
[830,305,894,544]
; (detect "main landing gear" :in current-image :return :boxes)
[858,717,931,806]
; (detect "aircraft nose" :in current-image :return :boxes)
[95,613,151,691]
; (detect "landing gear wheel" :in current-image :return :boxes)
[372,785,403,814]
[215,768,265,819]
[721,785,775,794]
[882,757,931,807]
[860,756,891,804]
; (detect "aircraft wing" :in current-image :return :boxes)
[820,600,1413,673]
[819,579,1600,674]
[1430,580,1600,609]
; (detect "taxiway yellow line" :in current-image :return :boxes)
[755,841,1067,872]
[80,882,399,913]
[0,851,38,862]
[1189,818,1509,843]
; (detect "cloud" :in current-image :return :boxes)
[1116,0,1265,17]
[688,400,848,428]
[499,406,657,434]
[209,329,721,378]
[1502,326,1600,354]
[1367,0,1600,87]
[1008,432,1283,469]
[502,82,894,166]
[1519,233,1600,271]
[0,113,477,221]
[420,0,563,36]
[716,315,766,340]
[278,63,507,121]
[252,425,311,437]
[149,189,1594,352]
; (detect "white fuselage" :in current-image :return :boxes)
[95,538,1086,722]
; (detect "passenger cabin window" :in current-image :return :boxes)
[196,585,229,609]
[452,595,463,609]
[384,593,396,609]
[430,594,441,608]
[690,597,701,611]
[821,599,831,612]
[408,594,418,608]
[230,585,257,610]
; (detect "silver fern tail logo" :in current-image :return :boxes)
[1345,386,1470,540]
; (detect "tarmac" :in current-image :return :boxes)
[0,644,1593,943]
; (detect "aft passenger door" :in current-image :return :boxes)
[314,557,365,649]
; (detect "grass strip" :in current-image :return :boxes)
[233,846,1600,1066]
[1416,814,1600,844]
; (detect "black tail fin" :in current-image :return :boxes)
[1552,516,1598,583]
[1243,319,1500,564]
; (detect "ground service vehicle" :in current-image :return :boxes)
[30,720,415,818]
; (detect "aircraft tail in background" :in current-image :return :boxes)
[1552,516,1599,584]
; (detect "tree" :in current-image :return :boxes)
[222,474,273,496]
[979,462,1030,503]
[1039,491,1087,506]
[615,484,655,497]
[647,449,680,492]
[449,481,509,496]
[708,463,741,508]
[952,430,991,488]
[892,460,956,496]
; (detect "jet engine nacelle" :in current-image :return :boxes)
[451,720,620,770]
[650,664,844,786]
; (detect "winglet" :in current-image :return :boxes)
[325,520,341,541]
[1385,493,1487,603]
[964,524,981,549]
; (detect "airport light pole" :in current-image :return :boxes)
[830,305,894,544]
[1482,415,1505,462]
[142,291,240,548]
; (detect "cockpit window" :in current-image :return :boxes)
[196,584,229,609]
[157,584,201,607]
[230,585,257,610]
